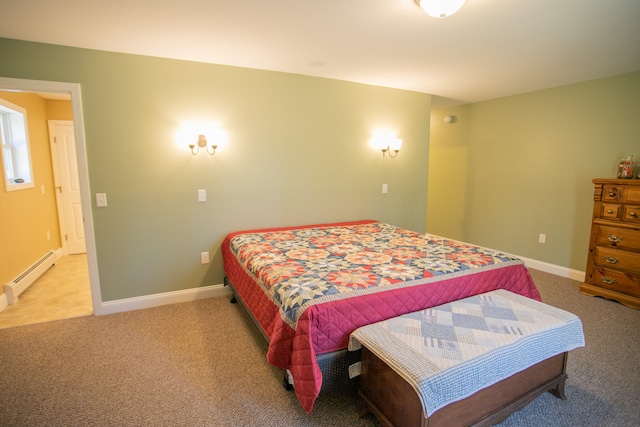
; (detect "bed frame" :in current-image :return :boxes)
[225,276,360,392]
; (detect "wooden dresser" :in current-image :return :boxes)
[581,179,640,309]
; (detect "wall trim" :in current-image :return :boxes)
[98,283,232,316]
[518,256,585,282]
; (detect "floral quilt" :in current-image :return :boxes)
[230,221,523,328]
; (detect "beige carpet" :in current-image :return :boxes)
[0,269,638,426]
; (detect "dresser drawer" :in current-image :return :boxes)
[602,185,623,202]
[622,205,640,223]
[596,225,640,250]
[592,267,640,297]
[602,185,640,203]
[600,204,621,219]
[595,247,640,272]
[624,186,640,203]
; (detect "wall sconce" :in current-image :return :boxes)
[176,122,227,156]
[371,131,403,158]
[382,138,403,158]
[190,134,217,156]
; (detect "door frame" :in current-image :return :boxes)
[0,76,103,315]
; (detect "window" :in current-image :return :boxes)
[0,98,33,191]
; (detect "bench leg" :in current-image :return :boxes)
[356,394,369,419]
[548,374,568,400]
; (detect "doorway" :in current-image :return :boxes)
[0,118,92,329]
[48,120,87,256]
[0,77,102,324]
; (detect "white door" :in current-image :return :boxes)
[48,120,86,255]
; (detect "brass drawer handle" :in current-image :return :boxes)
[607,210,614,214]
[631,211,638,218]
[608,188,621,200]
[601,276,616,285]
[603,256,619,264]
[607,235,623,244]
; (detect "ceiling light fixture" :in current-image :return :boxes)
[416,0,466,19]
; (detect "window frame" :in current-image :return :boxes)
[0,97,34,192]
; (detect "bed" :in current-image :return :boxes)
[221,220,541,412]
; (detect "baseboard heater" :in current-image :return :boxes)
[3,250,58,305]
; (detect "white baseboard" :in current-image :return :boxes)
[97,283,232,316]
[93,257,583,317]
[0,292,7,312]
[518,256,585,282]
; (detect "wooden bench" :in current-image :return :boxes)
[349,290,585,427]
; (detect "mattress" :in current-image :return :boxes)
[222,220,541,412]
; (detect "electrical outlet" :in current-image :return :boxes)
[538,233,546,244]
[198,189,207,202]
[201,251,210,264]
[382,184,388,194]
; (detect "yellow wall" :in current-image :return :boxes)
[428,71,640,272]
[427,106,471,239]
[0,91,64,287]
[45,99,73,120]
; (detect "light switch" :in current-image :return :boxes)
[382,184,388,194]
[198,189,207,202]
[96,193,107,207]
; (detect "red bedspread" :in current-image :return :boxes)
[222,220,540,412]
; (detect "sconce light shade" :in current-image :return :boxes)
[416,0,466,18]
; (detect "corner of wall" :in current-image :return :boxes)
[0,292,7,313]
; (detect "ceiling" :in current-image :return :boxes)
[2,0,639,107]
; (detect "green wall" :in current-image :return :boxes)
[428,71,640,272]
[0,38,431,301]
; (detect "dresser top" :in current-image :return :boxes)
[594,178,640,186]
